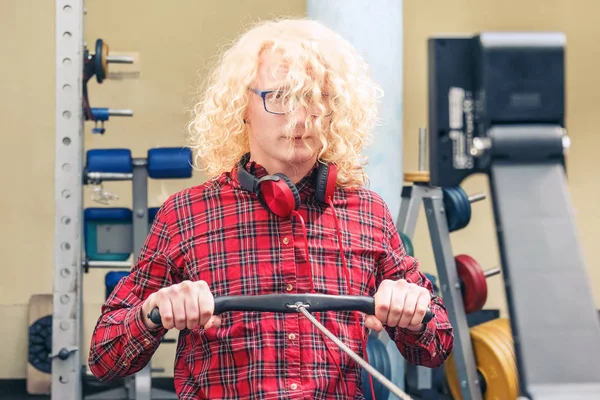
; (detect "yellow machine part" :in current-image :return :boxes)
[403,171,430,183]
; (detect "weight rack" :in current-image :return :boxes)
[397,129,487,399]
[53,2,181,399]
[83,149,187,400]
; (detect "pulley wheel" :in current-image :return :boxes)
[95,38,109,83]
[442,187,471,232]
[455,254,487,313]
[399,232,414,257]
[28,315,53,373]
[445,318,518,400]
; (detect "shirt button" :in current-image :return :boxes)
[282,237,290,245]
[143,339,150,346]
[288,333,296,340]
[286,284,294,292]
[290,383,298,390]
[122,360,129,367]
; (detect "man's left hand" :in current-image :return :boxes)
[365,279,431,333]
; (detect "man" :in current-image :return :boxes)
[89,18,454,400]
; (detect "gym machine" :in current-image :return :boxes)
[424,32,600,399]
[54,1,194,399]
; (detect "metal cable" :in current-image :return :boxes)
[295,304,414,400]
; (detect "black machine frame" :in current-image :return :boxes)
[427,32,600,399]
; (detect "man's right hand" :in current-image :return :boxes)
[141,280,221,331]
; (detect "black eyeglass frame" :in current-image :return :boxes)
[248,87,333,117]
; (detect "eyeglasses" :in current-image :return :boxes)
[248,87,333,117]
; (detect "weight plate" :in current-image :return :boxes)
[362,335,392,400]
[399,232,414,257]
[443,187,472,232]
[445,318,518,400]
[28,315,52,374]
[472,318,519,397]
[95,38,108,83]
[455,254,487,313]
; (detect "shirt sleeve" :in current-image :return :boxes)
[88,204,184,382]
[376,204,454,368]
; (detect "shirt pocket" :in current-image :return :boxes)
[317,235,378,297]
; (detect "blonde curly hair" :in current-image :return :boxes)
[187,17,383,187]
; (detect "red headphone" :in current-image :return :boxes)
[237,153,337,217]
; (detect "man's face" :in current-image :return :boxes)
[246,50,329,169]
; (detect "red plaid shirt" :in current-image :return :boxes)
[88,160,454,399]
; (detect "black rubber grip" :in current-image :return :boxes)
[147,293,434,327]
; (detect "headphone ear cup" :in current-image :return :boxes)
[315,163,337,204]
[258,173,300,218]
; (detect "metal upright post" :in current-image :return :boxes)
[397,186,423,237]
[132,159,152,400]
[132,159,177,400]
[423,194,481,400]
[131,159,149,286]
[399,188,435,394]
[397,128,435,392]
[53,1,85,399]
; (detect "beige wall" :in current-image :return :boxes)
[1,0,598,382]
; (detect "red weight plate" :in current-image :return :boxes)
[455,254,487,313]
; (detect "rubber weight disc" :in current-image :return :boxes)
[399,232,414,257]
[361,335,392,400]
[28,315,53,374]
[95,38,109,83]
[442,187,472,232]
[445,318,518,400]
[455,254,487,313]
[475,318,518,398]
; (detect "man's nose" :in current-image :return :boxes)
[290,102,309,123]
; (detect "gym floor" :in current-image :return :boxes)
[0,378,177,400]
[0,379,452,400]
